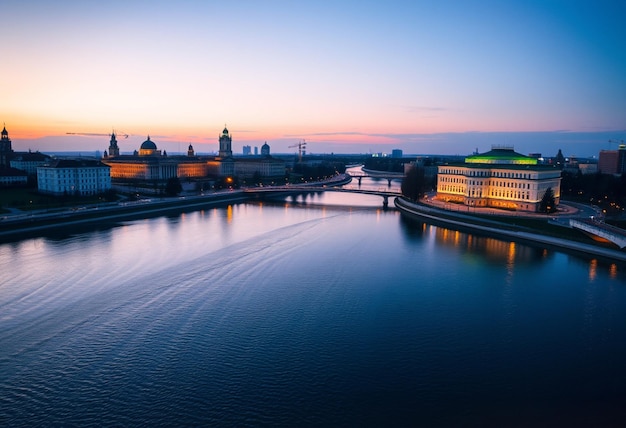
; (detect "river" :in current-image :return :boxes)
[1,175,625,426]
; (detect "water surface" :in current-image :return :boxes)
[1,189,625,426]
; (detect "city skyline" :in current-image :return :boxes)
[2,0,625,156]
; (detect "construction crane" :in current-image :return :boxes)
[67,131,129,139]
[288,139,307,162]
[608,139,625,149]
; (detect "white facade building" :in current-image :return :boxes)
[37,159,112,196]
[234,157,286,179]
[10,151,52,175]
[436,147,562,212]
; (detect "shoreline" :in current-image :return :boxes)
[0,192,251,242]
[394,197,626,264]
[0,174,354,242]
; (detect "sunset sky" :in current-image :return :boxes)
[2,0,625,156]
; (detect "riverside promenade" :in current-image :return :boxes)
[395,197,626,264]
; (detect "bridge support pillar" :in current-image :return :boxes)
[357,177,362,185]
[382,195,388,208]
[387,178,392,186]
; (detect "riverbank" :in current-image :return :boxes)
[0,174,353,242]
[395,197,626,264]
[0,191,251,242]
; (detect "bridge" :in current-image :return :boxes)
[348,171,405,186]
[569,218,626,249]
[243,185,401,208]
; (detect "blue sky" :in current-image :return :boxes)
[2,0,625,156]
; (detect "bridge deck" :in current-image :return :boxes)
[577,218,626,238]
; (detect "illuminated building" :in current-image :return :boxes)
[103,129,285,183]
[436,146,562,212]
[103,135,208,181]
[37,159,111,196]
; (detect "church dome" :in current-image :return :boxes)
[140,136,157,150]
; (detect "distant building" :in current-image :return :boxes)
[391,149,403,158]
[10,151,52,176]
[0,168,28,187]
[0,125,28,187]
[243,145,251,156]
[0,125,13,167]
[554,149,565,168]
[104,136,208,181]
[103,128,284,184]
[218,127,233,158]
[261,141,270,156]
[436,146,562,212]
[37,159,111,196]
[598,146,626,174]
[254,147,258,156]
[234,157,286,179]
[578,163,598,175]
[107,132,120,157]
[234,142,285,179]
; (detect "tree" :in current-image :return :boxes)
[401,166,426,201]
[539,187,556,213]
[165,177,182,196]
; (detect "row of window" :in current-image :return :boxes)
[440,176,533,190]
[439,168,536,180]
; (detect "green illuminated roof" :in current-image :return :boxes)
[465,148,537,165]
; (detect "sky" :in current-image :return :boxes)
[2,0,625,157]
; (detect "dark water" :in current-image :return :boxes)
[1,188,626,427]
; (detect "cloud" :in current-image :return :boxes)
[403,106,451,113]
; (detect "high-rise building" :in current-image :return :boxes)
[598,150,620,174]
[243,145,251,156]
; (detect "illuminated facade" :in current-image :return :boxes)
[103,130,285,183]
[436,147,561,212]
[104,136,208,181]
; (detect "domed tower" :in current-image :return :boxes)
[139,136,159,156]
[187,144,195,157]
[108,132,120,157]
[219,126,232,158]
[261,141,270,156]
[0,125,14,168]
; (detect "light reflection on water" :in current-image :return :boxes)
[1,189,626,426]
